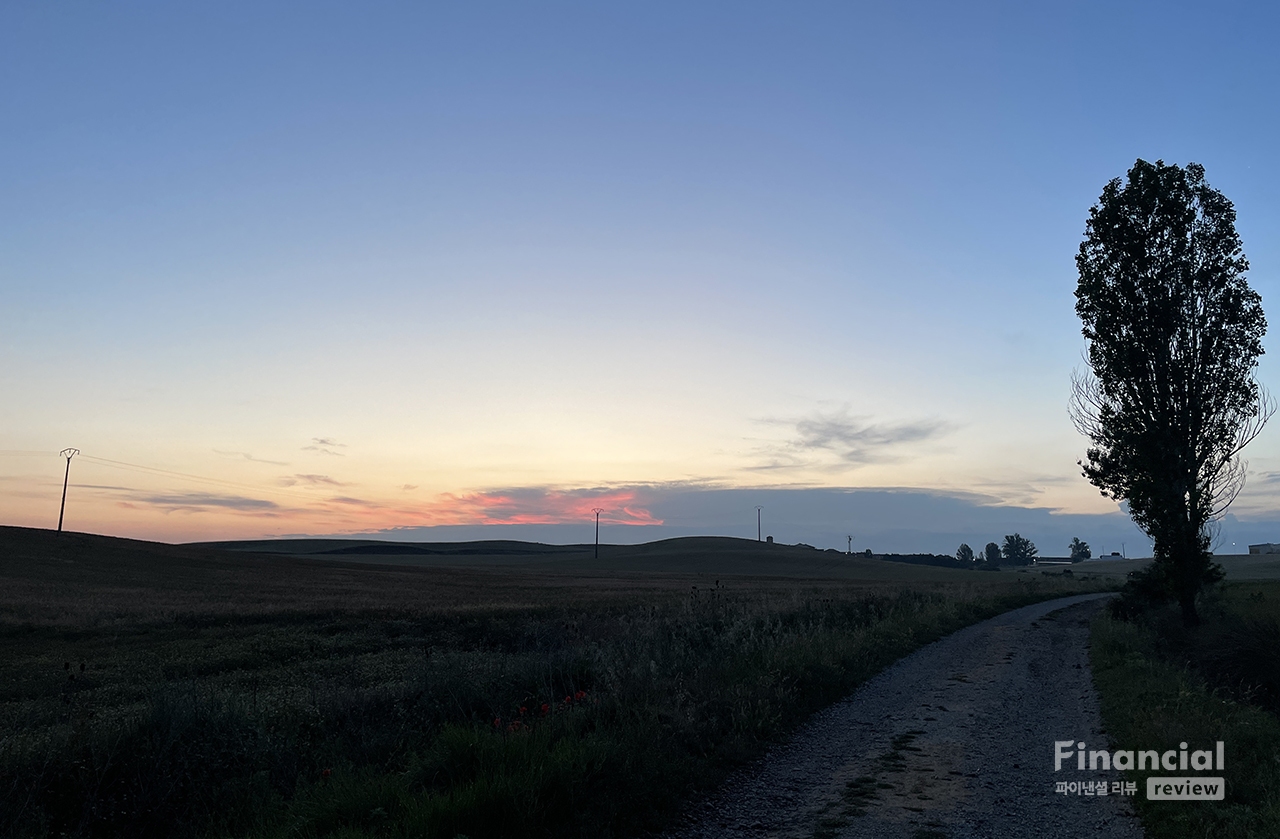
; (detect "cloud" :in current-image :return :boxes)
[128,492,280,513]
[327,496,381,507]
[278,474,347,487]
[71,482,287,515]
[751,409,950,471]
[213,449,289,466]
[961,475,1074,507]
[401,484,418,491]
[302,438,347,456]
[417,486,664,527]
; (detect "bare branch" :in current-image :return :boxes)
[1068,367,1105,439]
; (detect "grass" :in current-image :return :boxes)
[0,526,1109,838]
[1090,582,1280,839]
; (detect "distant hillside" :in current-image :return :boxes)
[195,537,587,557]
[191,534,991,580]
[873,553,974,570]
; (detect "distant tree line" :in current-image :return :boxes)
[950,534,1096,566]
[951,534,1038,568]
[875,532,1099,570]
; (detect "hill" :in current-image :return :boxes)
[191,533,997,580]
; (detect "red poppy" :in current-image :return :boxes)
[321,768,332,778]
[519,706,527,715]
[493,717,502,728]
[564,695,572,704]
[574,690,586,701]
[540,703,550,716]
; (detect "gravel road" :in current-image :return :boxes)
[662,593,1143,839]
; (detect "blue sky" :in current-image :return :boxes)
[3,1,1279,551]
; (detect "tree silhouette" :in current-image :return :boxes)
[1072,159,1272,625]
[1001,533,1037,565]
[956,543,974,563]
[1069,537,1091,563]
[983,542,1001,565]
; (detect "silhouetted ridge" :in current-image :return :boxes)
[321,543,591,557]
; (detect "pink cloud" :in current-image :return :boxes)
[413,487,663,527]
[73,479,667,538]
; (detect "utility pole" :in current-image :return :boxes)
[755,506,762,542]
[57,448,79,532]
[847,534,852,555]
[592,508,604,559]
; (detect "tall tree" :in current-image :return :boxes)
[1069,537,1091,563]
[983,542,1001,564]
[1001,533,1037,565]
[1072,159,1272,625]
[956,543,974,564]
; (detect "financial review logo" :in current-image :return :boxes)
[1053,740,1225,801]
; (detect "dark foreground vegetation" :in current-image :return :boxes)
[1091,582,1280,838]
[1,527,1105,839]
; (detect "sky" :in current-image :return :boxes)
[3,1,1280,554]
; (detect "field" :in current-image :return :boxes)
[1,526,1109,838]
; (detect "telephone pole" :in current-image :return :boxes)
[57,448,79,532]
[755,506,762,541]
[847,534,852,555]
[592,508,604,559]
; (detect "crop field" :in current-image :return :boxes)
[0,526,1110,839]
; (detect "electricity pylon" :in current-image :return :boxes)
[57,448,79,532]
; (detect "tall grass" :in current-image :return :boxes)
[1090,583,1280,839]
[0,580,1088,839]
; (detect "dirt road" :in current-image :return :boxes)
[663,593,1143,839]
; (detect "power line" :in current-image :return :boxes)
[0,451,330,504]
[75,454,322,502]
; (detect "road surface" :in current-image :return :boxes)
[663,593,1143,839]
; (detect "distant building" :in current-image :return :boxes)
[1249,543,1280,555]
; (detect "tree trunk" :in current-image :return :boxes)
[1179,590,1200,627]
[1171,521,1205,628]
